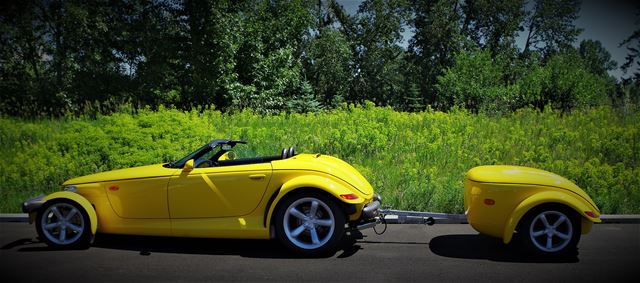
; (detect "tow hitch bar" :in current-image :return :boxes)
[348,208,466,237]
[369,208,467,235]
[379,209,467,225]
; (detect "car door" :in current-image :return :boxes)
[167,162,272,218]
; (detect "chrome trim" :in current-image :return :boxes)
[362,200,380,219]
[64,185,77,192]
[22,195,45,213]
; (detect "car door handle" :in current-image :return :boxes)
[249,174,266,180]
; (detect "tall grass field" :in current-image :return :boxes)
[0,104,638,214]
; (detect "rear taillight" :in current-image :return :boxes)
[340,194,359,200]
[585,211,597,218]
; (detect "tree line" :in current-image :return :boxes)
[1,0,639,117]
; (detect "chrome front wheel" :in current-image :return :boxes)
[36,200,91,248]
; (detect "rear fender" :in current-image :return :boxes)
[265,175,364,229]
[502,191,601,244]
[42,192,98,235]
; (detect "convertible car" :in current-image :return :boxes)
[22,139,381,255]
[464,165,601,255]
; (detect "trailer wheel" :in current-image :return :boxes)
[518,204,580,256]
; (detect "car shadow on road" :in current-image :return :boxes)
[7,234,363,259]
[429,234,579,263]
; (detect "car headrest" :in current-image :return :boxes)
[288,146,296,157]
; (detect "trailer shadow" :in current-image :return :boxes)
[429,234,579,263]
[7,233,363,259]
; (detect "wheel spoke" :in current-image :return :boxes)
[310,227,320,245]
[51,207,63,219]
[309,201,319,217]
[546,235,553,249]
[315,219,333,227]
[44,222,61,230]
[290,225,306,238]
[289,208,307,220]
[531,230,545,237]
[552,215,566,228]
[68,223,83,233]
[65,208,78,221]
[540,214,551,228]
[554,231,570,240]
[59,227,67,242]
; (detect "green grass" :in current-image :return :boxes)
[1,104,638,214]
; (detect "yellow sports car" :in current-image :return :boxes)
[22,139,381,255]
[464,165,601,255]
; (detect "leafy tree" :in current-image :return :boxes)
[620,15,640,80]
[435,48,518,113]
[235,0,316,114]
[522,0,582,56]
[617,9,640,107]
[578,39,617,76]
[541,50,607,112]
[347,0,410,106]
[180,0,242,111]
[408,0,464,109]
[306,28,352,107]
[462,0,526,54]
[0,0,50,116]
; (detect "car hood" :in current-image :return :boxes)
[466,165,598,210]
[273,154,374,196]
[63,164,177,185]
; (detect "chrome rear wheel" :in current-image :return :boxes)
[283,197,336,250]
[275,191,345,255]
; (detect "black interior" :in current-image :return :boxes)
[215,155,283,167]
[214,146,296,167]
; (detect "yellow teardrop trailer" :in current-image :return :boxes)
[464,165,601,255]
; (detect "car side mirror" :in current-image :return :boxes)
[183,159,194,172]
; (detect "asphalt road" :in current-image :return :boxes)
[1,222,638,282]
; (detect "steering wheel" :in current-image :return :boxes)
[194,159,213,168]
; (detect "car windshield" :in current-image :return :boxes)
[168,144,216,168]
[166,139,287,169]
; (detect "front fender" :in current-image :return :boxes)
[42,192,98,235]
[502,191,601,244]
[265,174,365,228]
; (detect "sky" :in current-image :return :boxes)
[336,0,638,80]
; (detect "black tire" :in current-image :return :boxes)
[36,199,92,249]
[275,191,346,256]
[517,204,580,256]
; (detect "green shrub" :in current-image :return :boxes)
[0,106,637,213]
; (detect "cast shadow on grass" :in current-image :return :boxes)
[3,233,363,259]
[429,233,579,263]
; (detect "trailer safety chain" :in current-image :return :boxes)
[373,212,387,235]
